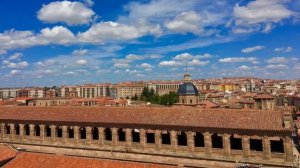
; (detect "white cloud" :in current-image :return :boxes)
[10,70,21,75]
[266,57,287,64]
[158,60,182,67]
[8,53,22,60]
[78,21,156,43]
[234,0,293,25]
[233,0,294,33]
[174,53,193,60]
[113,63,130,68]
[125,54,144,61]
[40,26,76,44]
[165,11,202,34]
[72,49,89,56]
[139,63,152,69]
[218,57,257,63]
[75,59,88,65]
[195,53,213,59]
[274,46,293,52]
[3,59,29,69]
[241,45,265,53]
[238,65,250,70]
[37,1,95,25]
[188,59,209,66]
[266,64,288,69]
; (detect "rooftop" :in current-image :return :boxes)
[0,106,289,135]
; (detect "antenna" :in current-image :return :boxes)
[185,64,188,74]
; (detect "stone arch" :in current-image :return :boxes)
[195,132,204,147]
[14,124,20,135]
[250,138,263,151]
[161,131,171,145]
[211,133,223,148]
[271,138,284,153]
[91,127,98,140]
[34,125,40,136]
[104,128,112,141]
[177,131,187,146]
[24,124,30,136]
[230,135,242,150]
[146,130,155,144]
[56,126,62,138]
[80,127,86,139]
[131,129,140,143]
[118,128,126,142]
[68,127,74,138]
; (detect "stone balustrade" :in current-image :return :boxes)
[0,122,293,165]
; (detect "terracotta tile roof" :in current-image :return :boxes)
[0,144,17,163]
[0,106,288,134]
[4,152,175,168]
[254,94,274,99]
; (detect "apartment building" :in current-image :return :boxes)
[146,81,180,95]
[114,82,145,98]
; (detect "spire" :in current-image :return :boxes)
[183,64,191,82]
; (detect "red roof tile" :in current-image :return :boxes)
[0,144,17,163]
[0,106,288,133]
[4,152,175,168]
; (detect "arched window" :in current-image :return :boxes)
[211,133,223,148]
[195,132,204,147]
[132,129,140,143]
[34,125,40,136]
[92,127,99,140]
[177,131,187,146]
[68,127,74,138]
[24,125,30,136]
[80,127,86,139]
[104,128,112,141]
[162,131,171,145]
[118,128,126,142]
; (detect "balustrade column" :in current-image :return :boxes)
[262,136,271,160]
[0,123,4,140]
[171,130,177,152]
[40,124,45,142]
[155,130,162,151]
[125,128,132,147]
[74,126,79,144]
[140,129,146,149]
[204,132,212,157]
[29,124,34,141]
[62,126,67,143]
[86,126,92,144]
[9,123,15,141]
[223,133,231,157]
[187,131,195,153]
[50,125,56,142]
[112,127,118,146]
[19,124,24,140]
[98,127,104,146]
[284,136,293,162]
[242,136,250,158]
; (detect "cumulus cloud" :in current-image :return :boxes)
[78,21,158,43]
[165,11,202,34]
[174,53,194,60]
[37,1,95,25]
[274,46,293,52]
[8,53,22,60]
[40,26,76,44]
[139,63,152,69]
[233,0,294,33]
[238,65,250,70]
[266,57,287,64]
[266,64,288,69]
[234,0,293,24]
[188,59,209,66]
[241,45,265,53]
[218,57,258,63]
[72,49,89,56]
[113,63,130,68]
[10,69,21,75]
[158,60,182,67]
[75,59,88,65]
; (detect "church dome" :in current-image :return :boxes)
[178,82,199,96]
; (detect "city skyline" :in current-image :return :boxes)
[1,0,300,87]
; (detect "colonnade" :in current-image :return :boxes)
[0,122,293,163]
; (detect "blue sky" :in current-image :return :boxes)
[0,0,300,87]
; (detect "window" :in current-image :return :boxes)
[190,99,192,104]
